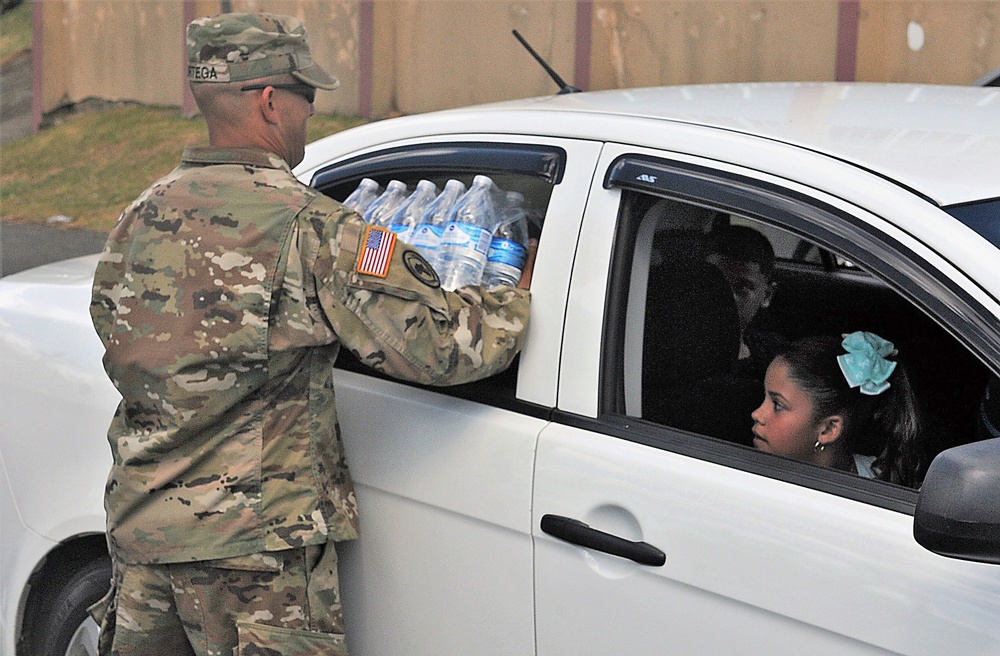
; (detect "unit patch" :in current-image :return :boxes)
[357,225,396,278]
[403,250,441,289]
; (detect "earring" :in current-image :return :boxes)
[814,440,825,452]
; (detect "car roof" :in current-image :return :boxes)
[458,82,1000,208]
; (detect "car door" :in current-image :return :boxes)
[533,144,1000,655]
[305,135,603,655]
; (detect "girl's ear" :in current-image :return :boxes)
[817,415,844,447]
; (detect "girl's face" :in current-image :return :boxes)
[751,358,825,463]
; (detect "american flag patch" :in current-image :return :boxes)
[357,225,396,278]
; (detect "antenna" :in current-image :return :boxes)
[512,30,581,95]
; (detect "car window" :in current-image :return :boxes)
[311,142,561,411]
[604,157,995,495]
[737,216,860,269]
[946,198,1000,250]
[312,142,562,216]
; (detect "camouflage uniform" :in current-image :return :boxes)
[94,544,347,656]
[89,13,530,656]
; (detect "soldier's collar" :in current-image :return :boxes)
[182,146,292,172]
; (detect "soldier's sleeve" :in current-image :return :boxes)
[89,223,127,347]
[309,199,531,386]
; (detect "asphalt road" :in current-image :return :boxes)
[1,51,109,277]
[0,222,108,277]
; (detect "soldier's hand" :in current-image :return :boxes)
[517,238,538,289]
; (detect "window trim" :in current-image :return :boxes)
[310,141,567,190]
[552,408,919,514]
[334,350,552,421]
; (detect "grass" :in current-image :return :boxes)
[0,2,364,233]
[0,106,366,231]
[0,1,31,64]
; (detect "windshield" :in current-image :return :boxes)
[946,199,1000,250]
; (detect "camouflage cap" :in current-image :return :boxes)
[187,12,339,90]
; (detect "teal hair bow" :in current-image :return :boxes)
[837,331,897,396]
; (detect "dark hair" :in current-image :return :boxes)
[710,225,775,280]
[776,335,925,487]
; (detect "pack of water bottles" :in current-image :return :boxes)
[343,175,532,291]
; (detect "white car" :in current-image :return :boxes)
[2,82,1000,656]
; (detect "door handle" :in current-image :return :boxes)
[540,514,666,567]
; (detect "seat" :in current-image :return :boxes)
[642,241,755,443]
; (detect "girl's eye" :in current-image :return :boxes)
[772,399,785,412]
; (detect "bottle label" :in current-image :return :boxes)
[441,222,491,256]
[486,239,527,268]
[388,223,414,243]
[410,225,442,248]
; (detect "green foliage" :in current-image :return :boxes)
[0,106,365,231]
[0,1,31,64]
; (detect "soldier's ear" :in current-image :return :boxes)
[258,86,280,125]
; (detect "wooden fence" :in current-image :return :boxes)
[31,0,1000,127]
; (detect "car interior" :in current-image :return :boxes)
[625,193,994,488]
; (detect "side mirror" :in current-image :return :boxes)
[914,437,1000,564]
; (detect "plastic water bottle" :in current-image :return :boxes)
[387,180,439,243]
[410,179,466,270]
[363,180,409,227]
[342,178,381,214]
[482,191,529,288]
[437,175,499,291]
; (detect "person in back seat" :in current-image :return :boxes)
[706,225,784,379]
[751,331,926,487]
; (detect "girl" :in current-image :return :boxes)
[751,331,925,487]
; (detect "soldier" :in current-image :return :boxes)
[89,12,534,656]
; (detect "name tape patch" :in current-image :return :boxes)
[188,64,231,82]
[357,225,396,278]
